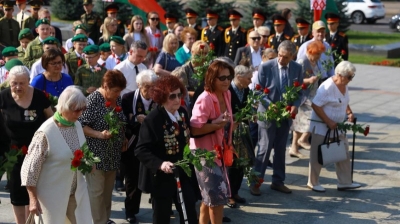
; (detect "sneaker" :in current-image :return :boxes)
[337,183,361,191]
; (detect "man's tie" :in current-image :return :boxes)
[281,66,288,93]
[21,12,24,28]
[134,65,139,74]
[330,34,334,42]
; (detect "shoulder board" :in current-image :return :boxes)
[240,27,246,32]
[217,26,224,31]
[226,26,232,30]
[284,34,290,39]
[339,32,346,37]
[196,25,202,30]
[293,34,299,38]
[204,26,210,30]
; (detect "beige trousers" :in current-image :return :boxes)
[308,132,352,187]
[86,170,117,224]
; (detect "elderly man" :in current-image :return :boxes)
[257,26,271,49]
[251,40,303,195]
[297,20,335,83]
[234,30,262,70]
[114,40,148,96]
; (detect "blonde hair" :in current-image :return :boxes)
[191,40,209,57]
[129,15,144,34]
[102,17,118,42]
[162,33,179,54]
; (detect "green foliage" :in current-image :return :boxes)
[156,0,186,24]
[334,0,351,32]
[242,0,279,29]
[93,0,133,25]
[192,47,216,84]
[51,0,85,20]
[293,0,312,23]
[174,145,216,177]
[186,0,235,28]
[70,142,101,175]
[0,146,23,180]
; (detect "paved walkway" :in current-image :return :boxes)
[1,64,400,223]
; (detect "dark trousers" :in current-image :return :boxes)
[227,159,244,197]
[249,122,259,151]
[121,151,142,217]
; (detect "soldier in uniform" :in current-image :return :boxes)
[184,8,202,40]
[22,0,41,30]
[15,0,30,28]
[0,1,20,47]
[81,0,102,45]
[105,3,125,37]
[163,13,177,36]
[224,9,246,61]
[291,18,313,51]
[247,8,266,39]
[268,14,292,50]
[75,44,107,95]
[17,28,34,61]
[23,18,50,69]
[201,9,225,57]
[325,13,348,66]
[0,47,19,83]
[64,34,88,81]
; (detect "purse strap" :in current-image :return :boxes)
[323,129,331,144]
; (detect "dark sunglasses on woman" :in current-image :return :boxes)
[169,93,182,100]
[217,75,234,82]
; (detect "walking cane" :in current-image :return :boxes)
[351,117,357,182]
[172,167,188,224]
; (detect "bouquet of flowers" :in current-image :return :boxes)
[0,145,27,179]
[337,122,370,136]
[192,43,216,85]
[43,91,58,108]
[234,84,269,123]
[70,142,100,174]
[104,101,125,147]
[174,144,217,177]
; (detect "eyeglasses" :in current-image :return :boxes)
[347,73,355,81]
[250,37,261,41]
[150,18,160,21]
[260,35,268,38]
[216,75,234,81]
[48,61,63,66]
[168,92,182,100]
[74,106,87,112]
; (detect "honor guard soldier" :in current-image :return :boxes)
[15,0,31,28]
[81,0,102,45]
[201,9,225,57]
[75,45,107,95]
[65,34,88,81]
[224,9,246,61]
[23,18,50,69]
[184,8,202,40]
[17,28,34,61]
[0,1,20,48]
[22,0,41,30]
[0,47,19,83]
[105,3,125,37]
[268,14,291,50]
[163,13,177,36]
[247,8,266,39]
[325,13,348,66]
[291,18,313,51]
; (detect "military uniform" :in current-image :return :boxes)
[292,33,313,51]
[268,33,291,50]
[326,32,349,65]
[81,12,102,45]
[65,52,85,82]
[17,45,25,61]
[202,25,224,57]
[22,16,38,30]
[292,18,312,51]
[74,63,106,92]
[0,17,20,47]
[187,24,202,40]
[224,9,247,61]
[184,8,202,40]
[163,13,177,37]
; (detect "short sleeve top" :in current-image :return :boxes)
[30,73,74,97]
[155,51,182,72]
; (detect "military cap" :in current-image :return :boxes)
[109,35,125,45]
[16,0,27,4]
[28,0,42,9]
[252,8,266,20]
[74,24,88,32]
[5,59,24,71]
[83,0,93,5]
[312,20,326,30]
[2,47,18,57]
[184,8,198,18]
[272,14,287,25]
[43,36,59,45]
[99,43,111,52]
[205,9,218,19]
[18,28,34,40]
[164,13,177,23]
[227,9,243,20]
[105,3,119,14]
[35,18,50,28]
[325,13,340,23]
[72,34,88,42]
[2,1,16,9]
[83,45,99,55]
[295,18,310,28]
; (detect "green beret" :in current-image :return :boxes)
[5,59,24,71]
[109,36,125,45]
[28,0,42,9]
[99,43,111,52]
[43,36,59,45]
[83,45,99,54]
[35,18,50,28]
[74,24,88,32]
[2,47,18,57]
[72,34,88,42]
[18,28,34,40]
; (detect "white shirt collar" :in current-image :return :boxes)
[278,59,289,69]
[250,46,261,54]
[183,44,190,54]
[75,50,82,58]
[166,110,180,123]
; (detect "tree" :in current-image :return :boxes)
[51,0,85,20]
[242,0,279,29]
[186,0,235,28]
[332,0,351,32]
[93,0,133,25]
[156,0,186,24]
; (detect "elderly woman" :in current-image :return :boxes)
[78,70,127,224]
[154,33,181,76]
[135,75,199,224]
[21,86,92,224]
[121,70,158,223]
[290,41,325,158]
[30,49,74,97]
[308,61,361,193]
[190,60,234,224]
[175,27,198,65]
[145,11,164,69]
[0,65,52,224]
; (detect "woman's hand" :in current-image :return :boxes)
[212,112,230,128]
[136,114,146,124]
[29,198,42,216]
[160,161,174,174]
[347,112,355,123]
[326,119,338,130]
[98,130,112,139]
[309,76,319,84]
[121,138,128,152]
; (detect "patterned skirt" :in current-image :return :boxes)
[292,98,313,133]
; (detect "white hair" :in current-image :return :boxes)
[136,69,158,86]
[234,65,252,77]
[335,61,356,77]
[257,26,270,34]
[56,86,87,113]
[8,66,30,80]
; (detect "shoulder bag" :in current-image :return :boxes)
[317,128,347,166]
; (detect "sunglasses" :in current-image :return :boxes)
[169,92,182,100]
[74,106,87,112]
[250,37,261,41]
[216,75,234,81]
[150,18,160,21]
[347,73,355,80]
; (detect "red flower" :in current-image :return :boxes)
[285,105,292,111]
[291,113,296,119]
[258,178,264,184]
[209,43,215,50]
[255,84,261,91]
[293,81,300,87]
[180,98,185,106]
[154,33,161,38]
[341,49,346,55]
[214,144,222,159]
[78,58,82,67]
[43,91,49,98]
[199,44,205,50]
[301,83,307,90]
[71,158,81,168]
[21,146,28,155]
[115,106,122,113]
[105,101,111,107]
[11,145,18,150]
[363,125,370,136]
[263,87,270,94]
[74,149,84,160]
[331,43,336,48]
[254,183,261,188]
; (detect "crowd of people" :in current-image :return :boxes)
[0,0,361,224]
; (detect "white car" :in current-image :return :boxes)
[343,0,386,24]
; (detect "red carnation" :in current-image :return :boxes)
[301,83,307,90]
[341,49,346,55]
[74,149,84,160]
[255,84,261,91]
[285,105,292,111]
[363,125,370,136]
[115,106,122,113]
[105,101,111,107]
[21,145,28,155]
[293,81,300,87]
[71,158,81,168]
[263,87,270,94]
[154,33,161,38]
[209,43,215,50]
[199,44,205,50]
[77,58,82,67]
[291,113,296,119]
